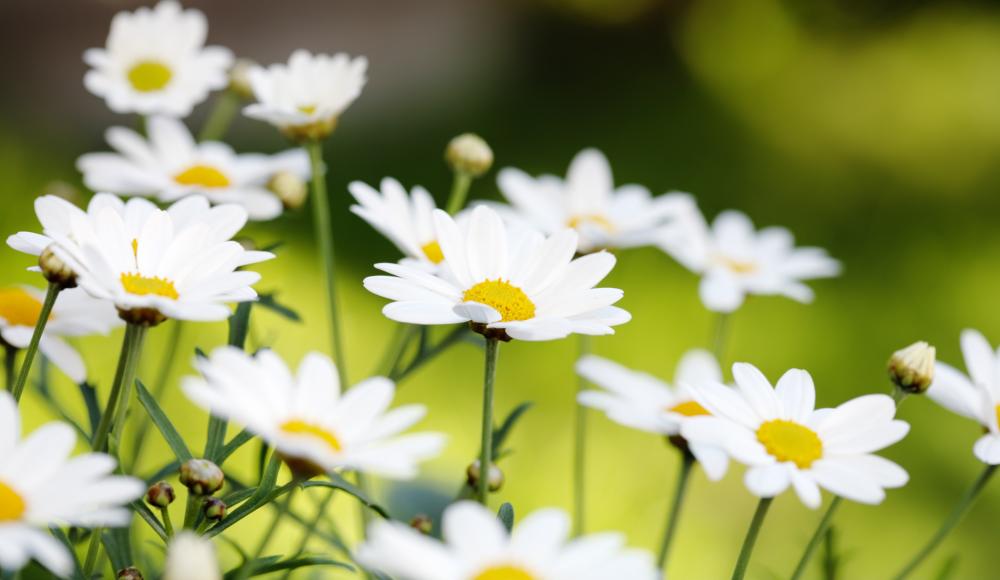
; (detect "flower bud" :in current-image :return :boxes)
[228,58,256,100]
[409,514,433,535]
[203,497,227,522]
[268,170,308,210]
[445,133,493,177]
[466,459,504,492]
[179,459,224,496]
[39,245,76,288]
[888,341,936,394]
[164,532,221,580]
[146,481,176,508]
[117,307,168,327]
[117,567,144,580]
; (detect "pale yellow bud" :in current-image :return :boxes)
[268,170,308,210]
[446,133,493,177]
[888,341,936,394]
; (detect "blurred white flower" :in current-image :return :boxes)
[682,363,909,508]
[364,206,630,341]
[163,532,221,580]
[182,348,445,479]
[77,116,308,221]
[349,178,450,269]
[659,207,841,313]
[83,0,232,117]
[0,391,144,577]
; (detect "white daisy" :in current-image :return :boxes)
[658,207,841,313]
[926,329,1000,464]
[0,391,144,577]
[681,363,909,508]
[163,532,221,580]
[77,116,309,220]
[495,148,693,254]
[357,500,658,580]
[243,50,368,141]
[83,0,232,117]
[576,349,729,480]
[182,347,446,479]
[348,177,449,268]
[0,286,120,383]
[363,206,630,342]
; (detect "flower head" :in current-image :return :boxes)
[163,532,221,580]
[83,0,232,116]
[182,348,445,479]
[888,341,936,394]
[446,133,494,177]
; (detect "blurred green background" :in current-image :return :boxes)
[3,0,1000,578]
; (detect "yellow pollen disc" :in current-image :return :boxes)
[756,419,823,468]
[127,60,173,92]
[716,255,757,274]
[995,404,1000,430]
[567,214,614,233]
[0,288,50,327]
[472,565,536,580]
[174,164,231,188]
[669,400,710,417]
[462,279,536,322]
[0,480,26,522]
[281,420,343,453]
[297,104,317,114]
[120,273,179,300]
[421,241,444,264]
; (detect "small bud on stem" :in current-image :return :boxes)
[146,481,176,508]
[203,497,227,521]
[466,459,504,492]
[268,170,308,210]
[179,459,224,496]
[445,133,493,178]
[888,341,936,395]
[39,245,76,288]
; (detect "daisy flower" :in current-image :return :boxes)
[163,532,221,580]
[182,347,446,479]
[927,329,1000,464]
[681,363,909,508]
[658,207,841,313]
[243,50,368,141]
[576,349,729,480]
[0,391,144,577]
[357,500,658,580]
[495,148,693,254]
[77,116,309,220]
[83,0,232,117]
[363,206,630,341]
[0,286,120,383]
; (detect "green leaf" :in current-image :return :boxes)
[491,402,533,457]
[228,302,253,349]
[77,381,101,437]
[497,502,515,532]
[48,528,87,580]
[206,455,286,538]
[204,416,228,463]
[219,429,256,463]
[934,555,961,580]
[102,528,132,572]
[144,460,181,485]
[131,501,168,541]
[135,380,193,462]
[256,293,301,322]
[223,556,352,579]
[303,473,390,519]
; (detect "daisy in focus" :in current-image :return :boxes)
[357,500,659,580]
[83,0,232,117]
[576,349,729,480]
[0,391,144,577]
[681,363,909,508]
[495,148,693,254]
[243,50,368,141]
[363,206,630,341]
[0,286,120,383]
[182,347,445,479]
[927,329,1000,464]
[349,177,450,268]
[77,116,309,220]
[658,207,841,313]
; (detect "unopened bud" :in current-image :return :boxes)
[117,567,144,580]
[228,58,256,100]
[466,459,504,492]
[888,341,936,394]
[268,170,308,210]
[446,133,493,177]
[203,497,227,521]
[164,532,221,580]
[146,481,176,508]
[39,245,76,288]
[409,514,433,535]
[179,459,224,496]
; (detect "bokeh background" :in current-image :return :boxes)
[3,0,1000,578]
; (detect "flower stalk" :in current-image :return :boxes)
[4,344,15,393]
[731,497,774,580]
[10,282,60,402]
[573,334,591,536]
[790,496,843,580]
[92,323,148,453]
[478,337,501,504]
[656,451,696,570]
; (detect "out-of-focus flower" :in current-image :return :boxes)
[77,116,309,221]
[0,392,144,577]
[182,348,445,479]
[446,133,493,177]
[888,341,936,395]
[357,500,659,580]
[163,532,221,580]
[364,206,630,341]
[83,0,232,117]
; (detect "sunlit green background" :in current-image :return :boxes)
[3,0,1000,578]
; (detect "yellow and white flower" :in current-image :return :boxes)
[495,148,693,254]
[349,178,450,268]
[77,116,309,220]
[357,500,659,580]
[243,50,368,140]
[83,0,232,117]
[0,391,144,577]
[576,350,729,480]
[0,286,120,383]
[364,206,630,341]
[182,348,445,479]
[658,207,841,313]
[681,363,909,508]
[927,329,1000,464]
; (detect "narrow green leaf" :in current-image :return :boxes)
[303,473,390,519]
[135,380,193,462]
[498,502,515,532]
[144,460,181,485]
[131,501,168,541]
[204,416,228,463]
[102,528,132,572]
[256,293,301,322]
[934,555,960,580]
[77,381,101,436]
[223,556,352,579]
[227,302,253,349]
[48,527,87,580]
[492,402,533,457]
[206,481,296,538]
[219,429,256,463]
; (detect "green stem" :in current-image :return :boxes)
[790,496,843,580]
[731,497,774,580]
[477,338,500,504]
[92,324,147,453]
[127,320,184,469]
[160,506,175,537]
[237,485,298,580]
[378,325,416,376]
[656,451,696,570]
[198,90,241,142]
[11,282,60,402]
[4,345,16,392]
[573,334,591,536]
[82,529,104,578]
[892,388,909,407]
[893,464,998,579]
[445,171,473,215]
[182,492,202,530]
[390,325,468,383]
[712,312,730,365]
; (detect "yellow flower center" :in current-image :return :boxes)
[994,404,1000,430]
[174,165,231,188]
[127,60,173,92]
[421,241,444,264]
[472,565,536,580]
[462,279,536,322]
[0,480,26,522]
[756,419,823,468]
[567,214,614,233]
[0,288,51,327]
[669,400,710,417]
[715,255,758,274]
[280,420,343,453]
[120,273,179,300]
[297,104,317,115]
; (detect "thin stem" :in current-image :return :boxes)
[573,334,591,536]
[182,493,201,530]
[92,324,147,453]
[82,529,103,578]
[284,487,336,577]
[378,325,415,376]
[790,496,843,580]
[891,388,909,407]
[656,451,696,569]
[893,464,998,579]
[390,325,468,383]
[822,523,839,580]
[445,171,473,215]
[731,497,774,580]
[11,282,60,402]
[711,312,730,365]
[198,90,241,142]
[127,320,184,469]
[478,338,500,504]
[4,345,16,392]
[237,485,298,580]
[160,506,174,537]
